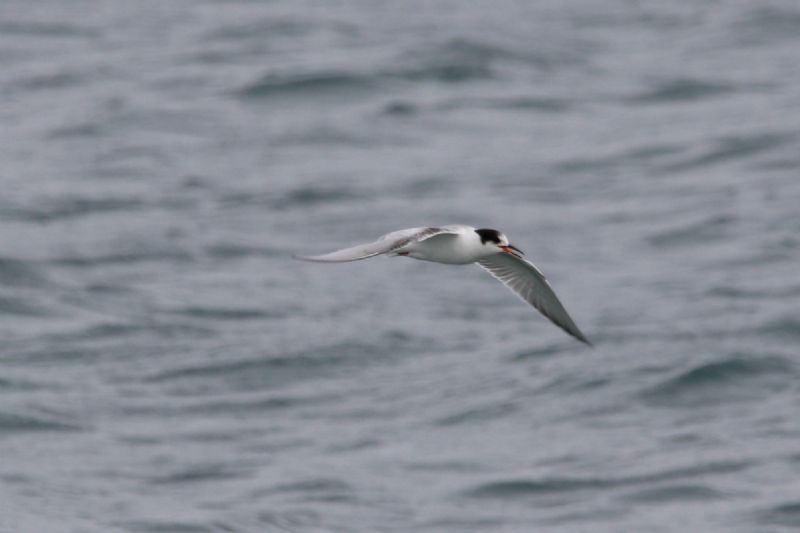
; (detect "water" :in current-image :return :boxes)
[1,1,799,531]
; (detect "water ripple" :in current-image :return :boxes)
[1,196,145,223]
[0,295,53,317]
[165,306,279,321]
[434,401,518,427]
[0,411,85,433]
[640,356,793,407]
[662,132,796,172]
[734,6,800,45]
[238,37,538,101]
[113,520,217,533]
[265,478,356,503]
[238,71,374,99]
[144,340,401,393]
[647,214,735,248]
[756,317,800,340]
[151,462,252,485]
[207,17,313,41]
[627,78,738,104]
[0,21,99,39]
[392,38,507,82]
[49,250,193,267]
[620,483,725,503]
[757,502,800,528]
[462,460,751,499]
[0,257,50,287]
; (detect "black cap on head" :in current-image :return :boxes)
[475,228,502,244]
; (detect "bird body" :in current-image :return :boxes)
[295,225,591,345]
[390,225,493,264]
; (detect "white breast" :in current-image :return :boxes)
[405,231,488,265]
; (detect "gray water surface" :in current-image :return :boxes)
[2,1,800,532]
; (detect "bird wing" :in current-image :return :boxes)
[477,253,591,345]
[294,226,461,263]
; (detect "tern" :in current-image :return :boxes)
[295,225,591,345]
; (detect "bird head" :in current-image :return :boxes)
[474,228,524,257]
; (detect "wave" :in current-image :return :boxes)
[165,306,279,321]
[49,250,193,267]
[9,70,87,93]
[1,196,144,223]
[757,502,800,528]
[144,339,404,392]
[0,411,85,433]
[390,38,507,83]
[266,478,355,502]
[219,185,365,210]
[203,243,279,259]
[620,483,724,503]
[434,401,518,427]
[207,17,313,42]
[757,317,800,340]
[150,462,252,485]
[462,460,749,499]
[112,519,218,533]
[640,355,792,406]
[0,295,54,317]
[662,131,796,172]
[238,71,375,99]
[627,78,738,104]
[647,214,735,248]
[733,6,800,45]
[0,256,50,287]
[238,37,542,101]
[0,21,98,38]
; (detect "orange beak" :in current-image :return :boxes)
[501,244,524,257]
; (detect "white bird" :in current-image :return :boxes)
[295,225,591,345]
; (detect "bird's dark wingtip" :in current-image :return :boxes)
[568,328,593,347]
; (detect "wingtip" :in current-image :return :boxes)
[564,326,592,347]
[573,330,593,347]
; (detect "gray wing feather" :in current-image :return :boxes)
[294,227,458,263]
[477,253,591,345]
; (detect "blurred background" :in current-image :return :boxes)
[1,1,799,531]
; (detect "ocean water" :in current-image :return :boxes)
[1,1,800,531]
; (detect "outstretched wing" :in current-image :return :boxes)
[294,227,460,263]
[477,253,591,345]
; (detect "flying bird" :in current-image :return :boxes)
[295,225,591,345]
